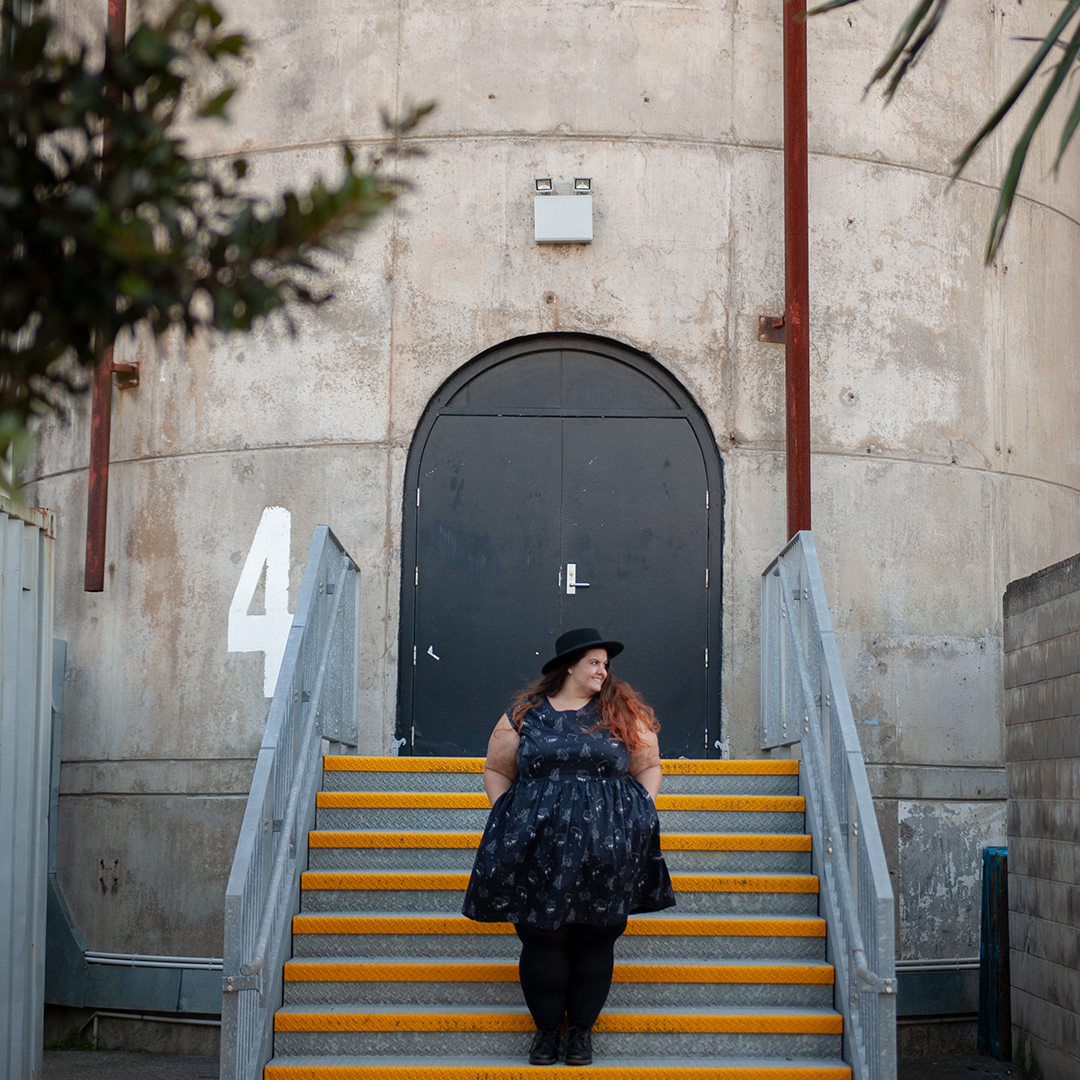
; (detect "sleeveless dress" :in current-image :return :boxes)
[461,700,675,929]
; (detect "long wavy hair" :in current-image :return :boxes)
[508,649,660,752]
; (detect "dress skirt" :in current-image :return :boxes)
[462,701,675,929]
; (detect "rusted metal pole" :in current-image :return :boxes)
[85,0,127,592]
[783,0,811,538]
[84,342,114,591]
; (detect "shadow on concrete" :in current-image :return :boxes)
[899,1055,1013,1080]
[42,1051,219,1080]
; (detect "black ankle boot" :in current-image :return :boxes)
[563,1024,593,1065]
[528,1027,561,1065]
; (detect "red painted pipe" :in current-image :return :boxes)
[783,0,811,539]
[85,0,127,592]
[84,342,113,591]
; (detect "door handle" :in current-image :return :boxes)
[566,563,590,595]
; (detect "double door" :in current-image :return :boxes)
[401,408,712,757]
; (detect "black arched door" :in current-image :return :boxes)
[397,335,723,758]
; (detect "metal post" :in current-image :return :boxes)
[84,342,113,592]
[783,0,811,538]
[84,0,127,592]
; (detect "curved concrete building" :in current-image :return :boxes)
[28,0,1080,1052]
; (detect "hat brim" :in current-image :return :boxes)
[541,639,624,675]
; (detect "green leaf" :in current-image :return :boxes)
[198,87,235,119]
[11,17,50,73]
[207,34,246,58]
[952,0,1080,178]
[981,12,1080,261]
[805,0,862,15]
[1054,84,1080,173]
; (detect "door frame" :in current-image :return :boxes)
[396,332,726,756]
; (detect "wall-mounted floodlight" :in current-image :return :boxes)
[533,176,593,244]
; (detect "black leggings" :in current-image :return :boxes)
[514,920,628,1031]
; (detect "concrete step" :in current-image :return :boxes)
[299,871,820,916]
[314,792,805,835]
[264,1054,851,1079]
[322,756,801,797]
[281,957,836,1009]
[306,831,813,875]
[270,1005,843,1059]
[289,913,828,961]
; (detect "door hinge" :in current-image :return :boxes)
[705,568,709,589]
[704,647,708,669]
[414,566,419,586]
[416,487,420,508]
[705,490,709,511]
[413,645,417,666]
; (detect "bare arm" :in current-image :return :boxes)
[484,768,514,805]
[628,725,663,800]
[482,713,519,807]
[633,763,662,801]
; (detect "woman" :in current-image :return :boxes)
[462,627,675,1066]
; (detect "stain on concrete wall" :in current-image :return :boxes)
[897,800,1006,961]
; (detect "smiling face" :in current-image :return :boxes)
[563,648,609,699]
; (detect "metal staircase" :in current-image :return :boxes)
[262,754,850,1079]
[221,527,893,1080]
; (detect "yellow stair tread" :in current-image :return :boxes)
[300,871,818,893]
[316,792,804,812]
[291,914,826,937]
[273,1007,842,1035]
[324,757,799,776]
[308,831,811,851]
[265,1060,849,1080]
[283,960,834,985]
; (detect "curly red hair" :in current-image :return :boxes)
[508,653,659,752]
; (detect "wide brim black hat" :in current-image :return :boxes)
[542,627,624,675]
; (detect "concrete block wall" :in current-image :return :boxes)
[1003,554,1080,1080]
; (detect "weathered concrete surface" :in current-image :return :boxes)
[43,1051,220,1079]
[897,800,1006,961]
[1004,553,1080,1080]
[899,1053,1012,1079]
[25,0,1080,1027]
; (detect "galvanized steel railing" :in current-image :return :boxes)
[761,531,896,1080]
[221,527,361,1080]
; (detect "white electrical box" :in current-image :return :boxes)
[534,194,593,244]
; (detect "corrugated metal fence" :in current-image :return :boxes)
[0,498,56,1080]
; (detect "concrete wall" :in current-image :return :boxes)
[1004,554,1080,1080]
[25,0,1080,1036]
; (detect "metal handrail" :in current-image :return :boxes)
[85,951,223,970]
[220,526,361,1080]
[761,531,896,1080]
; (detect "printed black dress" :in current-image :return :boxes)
[461,700,675,929]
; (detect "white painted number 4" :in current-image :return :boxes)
[228,506,293,697]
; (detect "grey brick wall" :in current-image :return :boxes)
[1004,553,1080,1080]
